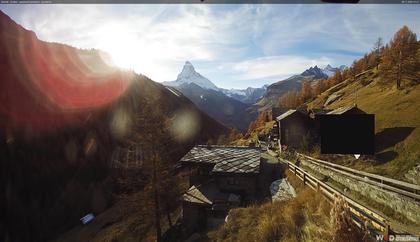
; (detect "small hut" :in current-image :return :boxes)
[276,109,312,149]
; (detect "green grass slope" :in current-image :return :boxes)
[308,69,420,182]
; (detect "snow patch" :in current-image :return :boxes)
[164,61,219,91]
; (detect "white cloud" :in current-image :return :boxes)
[0,4,419,88]
[225,55,331,80]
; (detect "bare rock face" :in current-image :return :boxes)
[324,92,344,106]
[270,178,296,201]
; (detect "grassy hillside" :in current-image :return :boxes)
[308,68,420,182]
[206,170,363,242]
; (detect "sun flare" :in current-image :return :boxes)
[97,26,172,82]
[100,31,139,70]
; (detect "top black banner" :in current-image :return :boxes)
[1,0,419,4]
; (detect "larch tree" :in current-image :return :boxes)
[279,89,299,108]
[373,37,384,70]
[380,26,418,89]
[299,80,313,104]
[134,102,181,242]
[314,79,327,96]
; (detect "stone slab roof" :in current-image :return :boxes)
[180,145,260,174]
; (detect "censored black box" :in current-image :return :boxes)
[320,114,375,155]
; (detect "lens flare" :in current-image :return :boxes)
[170,109,201,143]
[0,16,133,133]
[110,108,133,139]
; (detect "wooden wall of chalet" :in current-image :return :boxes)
[214,174,258,201]
[279,112,312,148]
[185,163,215,186]
[182,202,207,232]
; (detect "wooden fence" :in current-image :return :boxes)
[281,157,394,238]
[297,153,420,201]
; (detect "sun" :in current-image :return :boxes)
[102,38,138,70]
[97,26,142,71]
[96,25,175,83]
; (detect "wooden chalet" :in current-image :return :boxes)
[276,109,312,149]
[180,145,261,232]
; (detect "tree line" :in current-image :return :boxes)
[279,25,419,109]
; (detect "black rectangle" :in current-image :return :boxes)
[320,114,374,155]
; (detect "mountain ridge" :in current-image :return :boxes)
[254,64,345,111]
[164,61,268,105]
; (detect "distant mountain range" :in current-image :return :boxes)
[163,61,346,129]
[255,65,346,111]
[164,62,257,131]
[322,64,347,77]
[163,61,267,104]
[220,85,268,104]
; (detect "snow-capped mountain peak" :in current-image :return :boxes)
[301,65,327,78]
[164,61,219,91]
[177,61,195,79]
[321,64,347,77]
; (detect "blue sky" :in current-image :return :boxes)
[1,4,419,89]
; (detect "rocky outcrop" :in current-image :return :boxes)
[324,92,344,106]
[270,178,296,201]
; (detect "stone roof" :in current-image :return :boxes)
[276,109,297,121]
[276,109,309,121]
[327,105,365,115]
[182,183,215,205]
[182,180,240,207]
[309,108,332,115]
[180,145,260,174]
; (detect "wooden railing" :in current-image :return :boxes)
[297,153,420,201]
[280,157,393,237]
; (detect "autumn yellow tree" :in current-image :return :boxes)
[380,26,418,89]
[314,79,327,96]
[299,80,313,103]
[279,89,299,108]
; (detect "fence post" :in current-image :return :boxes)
[384,224,391,242]
[303,173,306,184]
